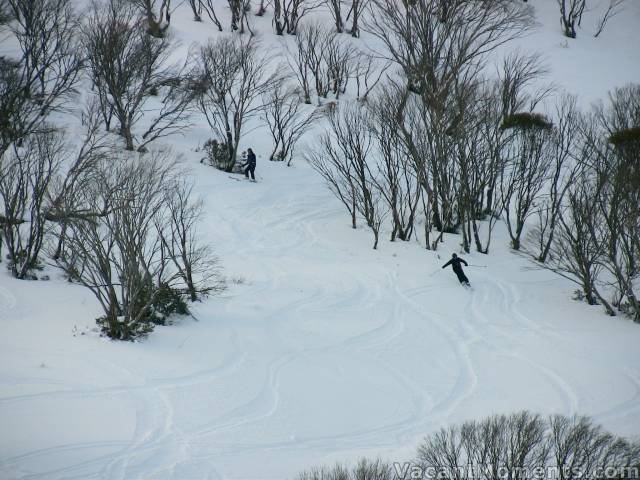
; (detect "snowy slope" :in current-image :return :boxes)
[1,1,640,479]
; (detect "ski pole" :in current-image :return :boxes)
[467,265,487,268]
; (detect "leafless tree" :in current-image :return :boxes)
[549,414,640,477]
[308,103,384,248]
[416,412,551,480]
[285,24,316,104]
[528,94,583,263]
[369,86,422,242]
[345,0,366,37]
[46,102,113,260]
[366,0,531,103]
[594,0,626,38]
[0,0,82,156]
[558,0,585,38]
[158,179,224,302]
[57,153,175,339]
[297,412,640,480]
[262,82,320,164]
[366,0,531,237]
[195,36,276,171]
[353,52,390,102]
[199,0,223,30]
[188,0,203,20]
[550,178,613,312]
[415,412,640,480]
[326,0,344,33]
[129,0,171,37]
[297,459,395,480]
[592,84,640,320]
[227,0,254,34]
[289,22,332,103]
[446,82,504,254]
[499,111,554,251]
[0,128,63,279]
[84,0,195,151]
[56,150,221,339]
[325,34,357,99]
[272,0,322,35]
[287,23,355,105]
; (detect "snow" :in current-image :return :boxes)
[1,1,640,479]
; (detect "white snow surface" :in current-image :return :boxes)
[1,1,640,479]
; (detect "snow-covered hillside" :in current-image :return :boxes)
[1,0,639,479]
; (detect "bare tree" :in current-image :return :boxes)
[558,0,585,38]
[0,0,82,156]
[345,0,366,37]
[415,412,640,480]
[594,0,626,38]
[272,0,322,35]
[499,112,554,250]
[297,459,395,480]
[296,412,640,480]
[227,0,254,34]
[353,52,390,102]
[84,0,195,151]
[0,128,64,279]
[285,23,316,104]
[262,82,320,164]
[529,94,583,263]
[369,86,422,242]
[549,414,640,477]
[46,102,113,260]
[188,0,203,21]
[325,33,357,99]
[326,0,344,33]
[287,23,354,104]
[308,103,384,248]
[56,151,221,339]
[366,0,532,237]
[196,36,275,171]
[199,0,223,31]
[550,179,613,313]
[593,84,640,320]
[447,81,505,254]
[129,0,171,37]
[158,179,224,302]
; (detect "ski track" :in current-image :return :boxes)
[465,279,580,415]
[3,171,639,479]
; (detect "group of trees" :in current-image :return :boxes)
[305,0,638,321]
[296,411,640,480]
[0,0,222,339]
[194,20,386,170]
[540,85,640,321]
[1,0,637,339]
[185,0,367,37]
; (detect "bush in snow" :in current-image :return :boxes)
[202,138,234,171]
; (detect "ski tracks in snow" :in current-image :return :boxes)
[465,278,579,415]
[4,168,639,479]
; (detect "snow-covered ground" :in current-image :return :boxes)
[1,1,640,479]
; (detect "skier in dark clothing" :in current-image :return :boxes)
[442,253,470,286]
[244,148,256,181]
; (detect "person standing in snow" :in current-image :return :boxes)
[442,253,470,286]
[244,147,257,181]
